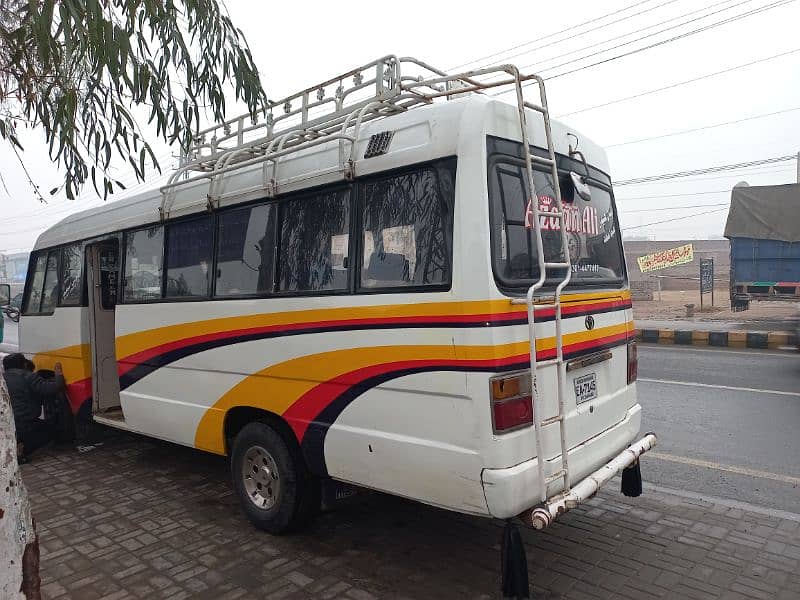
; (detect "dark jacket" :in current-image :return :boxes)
[4,368,65,434]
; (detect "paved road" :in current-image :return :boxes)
[638,344,800,514]
[25,429,800,600]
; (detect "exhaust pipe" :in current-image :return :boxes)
[519,432,657,530]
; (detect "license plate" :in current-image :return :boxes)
[574,373,597,404]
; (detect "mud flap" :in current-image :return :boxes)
[621,460,643,497]
[501,520,529,599]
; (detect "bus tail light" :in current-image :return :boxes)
[627,340,638,384]
[490,371,534,433]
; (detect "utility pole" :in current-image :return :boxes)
[796,151,799,184]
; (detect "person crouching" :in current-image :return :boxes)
[2,353,66,462]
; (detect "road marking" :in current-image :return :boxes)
[639,377,800,397]
[648,451,800,486]
[643,482,800,523]
[640,345,796,358]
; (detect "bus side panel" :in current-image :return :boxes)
[20,308,92,415]
[322,370,488,514]
[113,303,485,464]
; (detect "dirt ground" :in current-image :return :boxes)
[632,288,799,322]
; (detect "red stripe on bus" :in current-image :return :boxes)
[115,301,630,375]
[284,329,634,441]
[65,379,92,414]
[284,353,529,441]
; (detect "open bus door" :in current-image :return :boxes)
[86,240,122,418]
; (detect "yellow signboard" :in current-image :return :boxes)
[637,244,694,273]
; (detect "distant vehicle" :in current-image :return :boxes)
[18,56,654,540]
[725,183,800,311]
[0,283,10,340]
[2,306,20,323]
[0,292,22,323]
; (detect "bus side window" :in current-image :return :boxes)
[165,216,213,298]
[60,243,84,306]
[99,246,119,309]
[215,203,276,296]
[123,226,164,302]
[277,189,350,293]
[360,161,455,290]
[23,252,48,315]
[39,251,60,313]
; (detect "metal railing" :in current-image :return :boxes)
[160,55,537,217]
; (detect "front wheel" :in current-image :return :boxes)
[230,421,318,534]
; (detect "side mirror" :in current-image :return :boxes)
[570,171,592,202]
[0,284,10,306]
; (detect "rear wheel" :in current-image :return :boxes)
[231,421,318,534]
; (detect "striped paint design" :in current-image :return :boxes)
[193,322,635,474]
[31,293,631,429]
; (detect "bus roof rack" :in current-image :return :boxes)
[159,55,547,218]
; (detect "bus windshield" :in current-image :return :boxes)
[488,139,626,291]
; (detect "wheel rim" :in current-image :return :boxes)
[242,445,281,510]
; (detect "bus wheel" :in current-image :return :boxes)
[231,421,318,534]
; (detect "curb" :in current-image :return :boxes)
[636,328,796,350]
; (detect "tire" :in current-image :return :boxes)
[230,421,318,534]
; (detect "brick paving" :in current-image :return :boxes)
[20,427,800,599]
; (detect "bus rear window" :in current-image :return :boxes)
[488,158,625,289]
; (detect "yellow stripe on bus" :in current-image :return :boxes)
[114,292,629,360]
[194,321,631,454]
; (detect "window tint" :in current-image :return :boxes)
[39,251,59,313]
[123,226,164,302]
[23,253,47,314]
[489,158,625,286]
[360,161,455,289]
[165,217,213,298]
[216,204,276,296]
[60,244,84,306]
[491,164,563,281]
[278,189,350,292]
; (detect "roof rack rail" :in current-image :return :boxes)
[158,55,545,218]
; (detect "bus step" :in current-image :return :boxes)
[535,358,560,368]
[533,303,557,311]
[510,296,557,305]
[545,469,567,485]
[531,155,555,166]
[523,101,547,114]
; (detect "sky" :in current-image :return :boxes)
[1,0,799,253]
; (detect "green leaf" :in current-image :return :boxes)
[5,0,267,201]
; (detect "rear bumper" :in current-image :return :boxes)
[521,432,656,529]
[482,404,643,519]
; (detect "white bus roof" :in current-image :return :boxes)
[34,94,610,251]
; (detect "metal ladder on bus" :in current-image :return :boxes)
[510,77,574,504]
